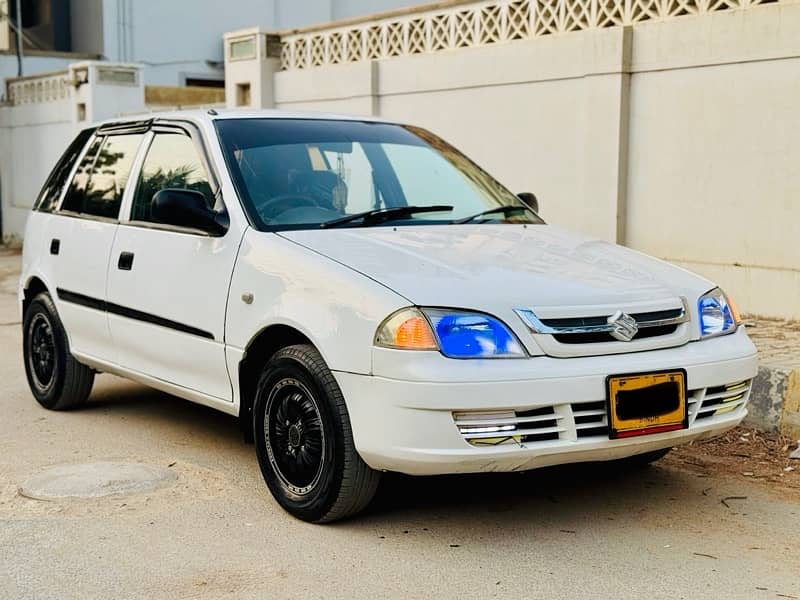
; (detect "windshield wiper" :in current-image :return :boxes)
[455,205,530,224]
[320,205,454,229]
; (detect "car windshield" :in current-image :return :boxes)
[215,118,544,231]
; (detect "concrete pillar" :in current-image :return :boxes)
[0,0,9,52]
[68,61,146,125]
[224,28,282,109]
[579,27,632,245]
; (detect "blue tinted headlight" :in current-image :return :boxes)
[423,310,525,358]
[698,288,738,338]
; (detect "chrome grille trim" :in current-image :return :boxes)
[514,297,690,336]
[454,410,564,441]
[454,413,563,428]
[572,408,605,418]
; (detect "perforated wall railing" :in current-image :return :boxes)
[280,0,783,70]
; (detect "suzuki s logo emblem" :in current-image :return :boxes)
[607,311,638,342]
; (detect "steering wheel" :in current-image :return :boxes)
[258,194,326,221]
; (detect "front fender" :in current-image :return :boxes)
[225,230,408,375]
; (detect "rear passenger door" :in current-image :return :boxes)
[48,129,145,362]
[106,124,243,401]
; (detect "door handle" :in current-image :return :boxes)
[118,252,135,271]
[50,239,60,255]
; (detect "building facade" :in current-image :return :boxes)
[0,0,425,87]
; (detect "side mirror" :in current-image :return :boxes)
[151,189,228,236]
[517,192,539,214]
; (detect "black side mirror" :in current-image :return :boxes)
[517,192,539,214]
[151,189,228,236]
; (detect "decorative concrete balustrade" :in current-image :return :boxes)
[279,0,786,70]
[4,63,141,111]
[6,71,71,105]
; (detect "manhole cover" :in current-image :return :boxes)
[19,462,177,500]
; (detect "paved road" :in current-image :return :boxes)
[0,250,798,600]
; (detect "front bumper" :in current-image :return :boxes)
[335,328,758,475]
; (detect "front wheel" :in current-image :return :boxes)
[253,344,380,523]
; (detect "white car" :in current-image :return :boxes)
[20,110,757,522]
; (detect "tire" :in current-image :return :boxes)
[618,447,671,468]
[253,344,380,523]
[23,292,94,410]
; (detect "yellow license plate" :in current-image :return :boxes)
[606,370,687,439]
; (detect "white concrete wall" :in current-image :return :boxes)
[626,9,800,320]
[0,102,73,242]
[235,1,800,319]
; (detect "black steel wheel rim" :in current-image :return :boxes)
[28,313,56,390]
[264,378,325,496]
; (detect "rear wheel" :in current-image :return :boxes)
[253,344,380,523]
[23,292,94,410]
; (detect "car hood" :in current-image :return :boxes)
[278,225,713,313]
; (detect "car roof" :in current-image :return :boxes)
[92,108,393,130]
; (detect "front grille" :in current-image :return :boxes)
[692,380,751,421]
[516,407,561,442]
[553,324,678,344]
[540,307,685,344]
[540,308,683,330]
[453,406,564,446]
[571,400,608,438]
[453,379,752,447]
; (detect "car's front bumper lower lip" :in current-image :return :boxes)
[335,329,758,476]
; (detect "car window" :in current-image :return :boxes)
[381,144,489,218]
[215,119,543,230]
[131,133,214,223]
[320,143,376,214]
[34,128,95,213]
[61,133,144,219]
[61,136,103,214]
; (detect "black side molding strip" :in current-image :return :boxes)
[56,288,215,340]
[57,289,105,311]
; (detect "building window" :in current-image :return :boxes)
[236,83,251,107]
[229,36,257,60]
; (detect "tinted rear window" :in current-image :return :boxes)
[61,133,144,219]
[34,128,95,213]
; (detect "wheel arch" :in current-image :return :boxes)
[22,275,52,316]
[237,323,316,441]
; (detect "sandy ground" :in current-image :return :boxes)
[1,249,799,600]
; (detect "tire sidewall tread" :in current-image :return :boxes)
[253,344,379,523]
[23,292,94,411]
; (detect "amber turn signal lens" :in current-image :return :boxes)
[728,295,742,324]
[374,308,439,350]
[395,316,437,349]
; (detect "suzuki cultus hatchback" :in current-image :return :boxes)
[20,111,757,522]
